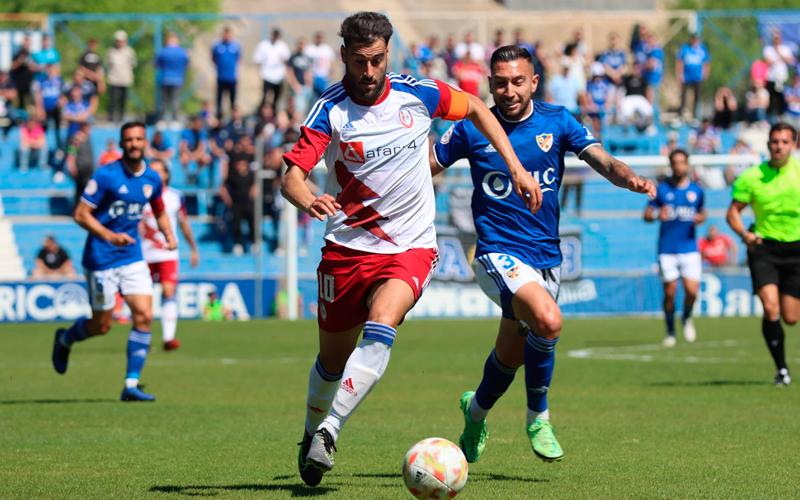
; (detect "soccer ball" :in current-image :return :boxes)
[402,437,468,499]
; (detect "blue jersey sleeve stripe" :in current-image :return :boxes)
[304,85,344,127]
[303,87,345,134]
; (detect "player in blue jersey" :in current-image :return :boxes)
[433,45,655,463]
[51,122,177,402]
[644,149,706,347]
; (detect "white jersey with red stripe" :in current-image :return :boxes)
[283,72,469,254]
[141,186,184,263]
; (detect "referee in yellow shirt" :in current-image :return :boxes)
[727,123,800,386]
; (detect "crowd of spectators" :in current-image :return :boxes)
[2,23,799,259]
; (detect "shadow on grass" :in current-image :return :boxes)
[647,380,768,387]
[470,472,549,483]
[150,483,336,497]
[0,398,112,405]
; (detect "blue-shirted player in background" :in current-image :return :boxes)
[644,149,706,347]
[432,45,655,464]
[52,122,177,402]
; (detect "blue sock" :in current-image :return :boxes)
[474,349,518,411]
[524,332,558,413]
[60,318,89,347]
[665,310,676,336]
[125,329,151,383]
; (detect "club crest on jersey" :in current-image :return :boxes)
[687,191,697,203]
[143,184,153,198]
[536,133,553,152]
[399,107,414,128]
[339,141,365,164]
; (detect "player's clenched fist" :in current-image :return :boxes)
[306,194,342,221]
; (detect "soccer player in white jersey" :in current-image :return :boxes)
[140,159,200,351]
[433,46,655,464]
[51,122,177,402]
[281,12,542,487]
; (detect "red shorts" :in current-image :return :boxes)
[148,260,179,286]
[316,243,438,332]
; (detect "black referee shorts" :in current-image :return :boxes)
[747,239,800,298]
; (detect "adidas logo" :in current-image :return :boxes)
[342,122,356,131]
[341,377,358,396]
[118,185,129,194]
[483,144,497,153]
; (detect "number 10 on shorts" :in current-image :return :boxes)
[318,273,335,302]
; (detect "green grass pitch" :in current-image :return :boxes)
[1,317,798,499]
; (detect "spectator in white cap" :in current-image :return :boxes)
[106,30,137,123]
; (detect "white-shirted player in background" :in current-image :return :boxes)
[140,159,199,351]
[281,11,541,487]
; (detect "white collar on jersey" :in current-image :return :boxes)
[123,159,147,177]
[495,100,534,124]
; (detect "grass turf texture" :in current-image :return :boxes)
[1,318,798,499]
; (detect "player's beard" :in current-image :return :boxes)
[122,148,144,170]
[351,73,385,103]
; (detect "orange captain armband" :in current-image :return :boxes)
[443,87,469,121]
[434,80,470,121]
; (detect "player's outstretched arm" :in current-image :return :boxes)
[580,145,656,197]
[281,164,341,221]
[463,93,542,213]
[74,201,134,246]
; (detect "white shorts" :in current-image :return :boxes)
[86,260,153,311]
[473,252,560,319]
[658,252,702,283]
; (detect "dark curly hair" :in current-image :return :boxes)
[339,11,393,47]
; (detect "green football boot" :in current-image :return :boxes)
[527,418,564,462]
[458,391,488,463]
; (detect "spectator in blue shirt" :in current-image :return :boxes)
[643,31,664,121]
[32,34,61,82]
[211,26,241,121]
[155,33,190,123]
[676,33,710,122]
[33,64,64,152]
[180,115,212,185]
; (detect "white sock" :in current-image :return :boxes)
[161,298,178,342]
[305,356,341,435]
[469,397,489,423]
[527,408,550,426]
[125,378,139,389]
[320,325,395,441]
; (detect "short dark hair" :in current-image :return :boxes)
[668,148,689,164]
[769,122,798,142]
[490,45,532,70]
[339,11,393,47]
[120,121,146,140]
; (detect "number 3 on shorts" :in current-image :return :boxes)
[318,273,335,302]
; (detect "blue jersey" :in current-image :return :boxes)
[80,160,164,271]
[211,40,241,82]
[649,179,704,254]
[678,43,709,83]
[434,101,599,269]
[600,49,627,71]
[644,45,664,85]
